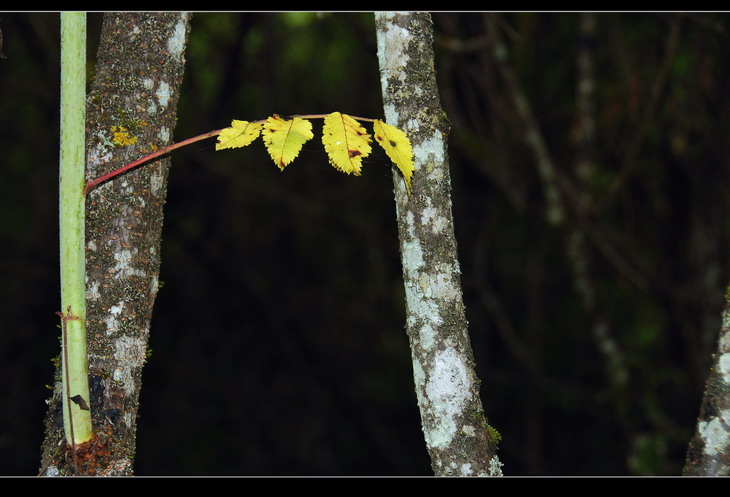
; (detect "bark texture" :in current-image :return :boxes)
[683,288,730,476]
[40,12,191,476]
[375,12,502,476]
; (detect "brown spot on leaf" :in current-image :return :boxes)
[348,149,362,158]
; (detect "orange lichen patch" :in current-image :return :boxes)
[111,126,138,147]
[62,424,116,475]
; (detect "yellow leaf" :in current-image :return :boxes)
[321,112,373,176]
[262,115,314,170]
[373,120,414,195]
[215,120,263,150]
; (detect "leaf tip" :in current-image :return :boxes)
[373,119,414,195]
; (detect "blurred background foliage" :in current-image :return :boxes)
[2,12,730,475]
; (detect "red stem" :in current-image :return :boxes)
[83,128,224,195]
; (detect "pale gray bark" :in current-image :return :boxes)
[40,12,191,475]
[683,291,730,475]
[375,11,502,476]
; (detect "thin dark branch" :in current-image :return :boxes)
[604,15,683,203]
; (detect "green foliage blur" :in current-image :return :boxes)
[2,12,730,475]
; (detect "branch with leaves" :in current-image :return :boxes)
[84,112,414,196]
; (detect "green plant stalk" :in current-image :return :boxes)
[59,11,92,446]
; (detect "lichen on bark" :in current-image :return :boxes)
[683,287,730,476]
[40,12,191,476]
[375,11,501,476]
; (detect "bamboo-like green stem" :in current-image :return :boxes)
[59,11,92,447]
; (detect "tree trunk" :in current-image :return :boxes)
[683,287,730,476]
[40,12,191,476]
[375,11,502,476]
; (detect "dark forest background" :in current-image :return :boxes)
[2,12,730,476]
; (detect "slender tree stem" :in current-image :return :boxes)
[375,11,501,476]
[59,11,92,447]
[291,113,376,122]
